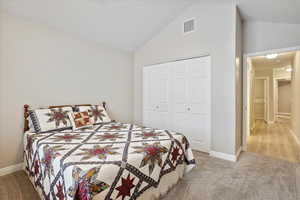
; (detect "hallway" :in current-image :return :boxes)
[247,119,300,163]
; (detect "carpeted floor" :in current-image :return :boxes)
[1,151,300,200]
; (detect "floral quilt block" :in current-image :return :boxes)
[106,170,140,200]
[76,105,111,124]
[72,143,125,162]
[101,122,131,132]
[29,107,73,132]
[88,131,128,143]
[131,129,170,142]
[46,132,88,143]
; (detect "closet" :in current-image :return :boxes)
[143,56,211,152]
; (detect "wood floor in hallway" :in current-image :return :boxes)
[247,119,300,163]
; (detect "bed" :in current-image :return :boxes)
[23,102,195,200]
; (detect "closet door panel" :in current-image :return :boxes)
[173,113,189,136]
[171,61,188,133]
[186,114,209,151]
[143,64,171,130]
[185,57,211,152]
[156,64,170,130]
[143,67,161,128]
[173,77,186,112]
[149,68,159,111]
[188,79,210,114]
[157,65,169,112]
[143,68,151,127]
[143,56,211,152]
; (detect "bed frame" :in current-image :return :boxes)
[23,101,107,133]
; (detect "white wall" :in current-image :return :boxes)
[291,51,300,140]
[244,21,300,54]
[253,79,265,119]
[235,8,243,153]
[0,14,133,168]
[134,2,238,155]
[278,81,291,114]
[248,60,255,131]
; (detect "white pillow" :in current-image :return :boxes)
[68,111,93,131]
[29,107,73,132]
[76,105,111,124]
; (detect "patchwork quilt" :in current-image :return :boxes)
[24,122,195,200]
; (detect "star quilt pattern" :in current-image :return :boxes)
[24,122,195,200]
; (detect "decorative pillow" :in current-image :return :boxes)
[68,111,93,130]
[75,105,111,124]
[29,107,73,133]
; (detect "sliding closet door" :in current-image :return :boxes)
[171,60,189,135]
[143,64,170,130]
[171,57,211,152]
[186,57,211,152]
[143,67,152,127]
[143,56,211,152]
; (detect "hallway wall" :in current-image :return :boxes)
[249,61,255,130]
[292,51,300,140]
[253,79,265,119]
[278,81,291,114]
[235,8,243,154]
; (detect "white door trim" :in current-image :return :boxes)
[273,74,292,122]
[242,46,300,151]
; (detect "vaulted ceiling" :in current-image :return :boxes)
[0,0,197,51]
[1,0,300,52]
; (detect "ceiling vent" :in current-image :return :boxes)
[183,19,195,34]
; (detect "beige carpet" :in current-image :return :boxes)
[1,151,300,200]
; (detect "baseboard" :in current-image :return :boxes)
[210,147,242,162]
[277,112,291,116]
[0,163,23,177]
[277,115,291,119]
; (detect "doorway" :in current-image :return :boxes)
[274,78,292,121]
[243,48,300,162]
[253,77,269,123]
